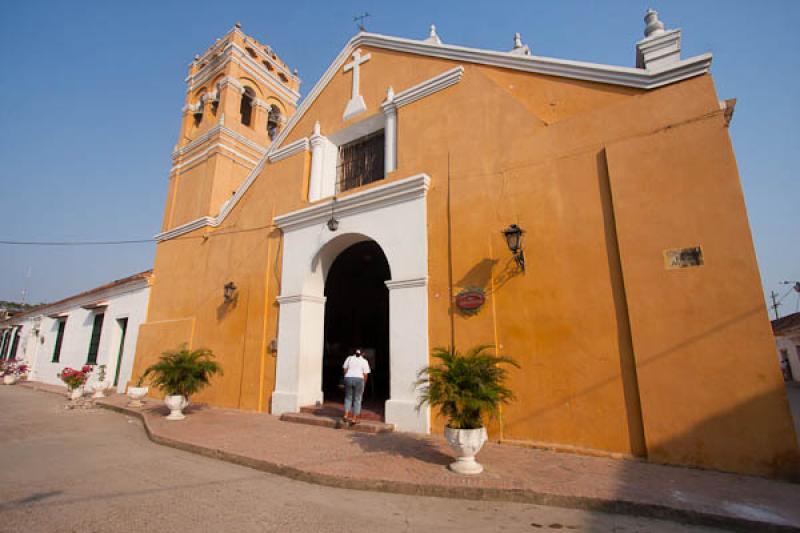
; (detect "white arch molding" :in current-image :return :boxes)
[271,174,431,432]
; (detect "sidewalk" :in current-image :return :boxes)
[20,381,800,531]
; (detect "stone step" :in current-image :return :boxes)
[280,412,394,434]
[300,403,383,422]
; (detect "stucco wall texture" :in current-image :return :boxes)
[132,45,799,478]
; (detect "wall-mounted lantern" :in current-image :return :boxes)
[223,281,238,303]
[502,224,525,271]
[327,196,339,231]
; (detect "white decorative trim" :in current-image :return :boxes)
[424,25,442,45]
[223,43,300,99]
[187,42,301,105]
[182,102,202,114]
[156,29,712,243]
[510,32,531,56]
[172,125,267,159]
[382,66,464,111]
[252,98,272,110]
[155,216,215,242]
[636,29,682,70]
[385,277,427,290]
[233,38,299,83]
[308,122,325,202]
[267,31,710,166]
[216,75,243,92]
[383,91,397,174]
[342,49,371,121]
[351,32,710,90]
[274,173,430,232]
[266,41,363,157]
[170,143,259,173]
[268,138,309,163]
[276,294,327,305]
[237,58,300,105]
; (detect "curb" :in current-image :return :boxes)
[92,399,796,532]
[16,384,796,532]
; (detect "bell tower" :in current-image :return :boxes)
[162,23,300,231]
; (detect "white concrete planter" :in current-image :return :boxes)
[444,426,488,475]
[127,386,148,407]
[69,387,84,401]
[164,394,188,421]
[91,380,111,398]
[3,375,18,385]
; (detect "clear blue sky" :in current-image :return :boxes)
[1,1,798,315]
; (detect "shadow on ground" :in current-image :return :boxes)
[347,431,452,466]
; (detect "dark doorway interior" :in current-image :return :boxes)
[322,241,390,417]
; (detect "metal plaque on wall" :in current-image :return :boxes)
[664,246,704,269]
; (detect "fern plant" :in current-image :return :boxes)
[416,345,519,430]
[142,346,222,399]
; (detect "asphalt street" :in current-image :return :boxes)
[0,386,724,533]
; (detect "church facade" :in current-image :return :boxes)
[131,12,799,478]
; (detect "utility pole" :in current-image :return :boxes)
[20,266,31,305]
[781,280,800,313]
[770,290,782,320]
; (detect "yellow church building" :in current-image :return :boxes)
[131,11,799,478]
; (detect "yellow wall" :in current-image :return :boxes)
[132,45,799,478]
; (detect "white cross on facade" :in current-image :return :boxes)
[342,49,371,120]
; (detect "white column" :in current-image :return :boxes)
[308,122,324,202]
[384,277,430,433]
[383,90,397,175]
[271,294,326,415]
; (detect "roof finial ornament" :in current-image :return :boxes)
[235,21,242,30]
[386,86,395,102]
[636,8,681,69]
[354,12,370,32]
[424,24,442,45]
[312,121,321,137]
[643,9,665,38]
[510,32,531,56]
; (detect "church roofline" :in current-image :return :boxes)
[155,27,713,243]
[354,31,711,89]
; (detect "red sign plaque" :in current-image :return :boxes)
[455,289,486,312]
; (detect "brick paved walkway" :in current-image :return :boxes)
[19,381,800,531]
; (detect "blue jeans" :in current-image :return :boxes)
[343,377,365,416]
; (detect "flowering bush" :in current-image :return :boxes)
[58,365,93,391]
[1,359,29,378]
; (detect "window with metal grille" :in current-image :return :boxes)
[336,131,384,193]
[86,313,104,365]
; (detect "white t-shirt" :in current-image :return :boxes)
[343,355,371,378]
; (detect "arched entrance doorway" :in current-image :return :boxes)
[322,241,390,418]
[272,174,431,432]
